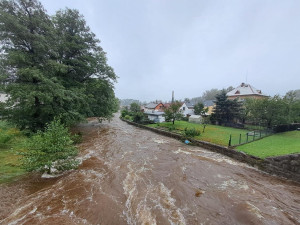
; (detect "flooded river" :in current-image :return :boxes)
[0,115,300,225]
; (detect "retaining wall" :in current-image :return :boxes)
[122,119,300,183]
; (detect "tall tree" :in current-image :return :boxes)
[0,1,117,131]
[130,102,140,113]
[212,91,242,125]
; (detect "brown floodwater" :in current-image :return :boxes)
[0,115,300,225]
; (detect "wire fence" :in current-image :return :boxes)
[228,129,273,147]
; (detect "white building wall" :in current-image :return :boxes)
[180,103,194,116]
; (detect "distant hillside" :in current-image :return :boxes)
[120,99,141,106]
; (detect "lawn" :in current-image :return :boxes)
[236,131,300,159]
[147,121,249,146]
[0,120,26,184]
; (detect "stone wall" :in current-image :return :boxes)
[122,119,300,183]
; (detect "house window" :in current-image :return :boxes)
[183,107,185,110]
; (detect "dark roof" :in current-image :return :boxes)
[145,103,160,109]
[204,100,215,107]
[185,102,194,108]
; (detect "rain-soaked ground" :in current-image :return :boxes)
[0,115,299,225]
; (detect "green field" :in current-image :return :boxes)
[0,121,26,184]
[147,121,248,146]
[236,131,300,158]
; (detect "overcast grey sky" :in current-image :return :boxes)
[40,0,300,101]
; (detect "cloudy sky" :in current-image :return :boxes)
[40,0,300,102]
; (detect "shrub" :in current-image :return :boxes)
[133,112,145,123]
[121,109,129,118]
[273,123,300,133]
[184,127,201,137]
[124,115,131,120]
[21,118,78,174]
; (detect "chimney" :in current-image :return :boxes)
[172,91,174,103]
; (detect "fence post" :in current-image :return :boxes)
[228,134,232,147]
[260,131,262,138]
[253,131,255,141]
[239,134,241,144]
[246,133,249,143]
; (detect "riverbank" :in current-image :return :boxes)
[122,119,300,183]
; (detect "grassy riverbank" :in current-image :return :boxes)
[0,121,26,184]
[236,131,300,158]
[147,121,248,146]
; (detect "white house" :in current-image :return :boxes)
[144,111,165,123]
[179,102,195,117]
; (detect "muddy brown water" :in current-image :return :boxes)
[0,115,299,225]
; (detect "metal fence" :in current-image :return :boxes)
[228,129,273,147]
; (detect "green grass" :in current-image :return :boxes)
[236,131,300,158]
[147,121,249,146]
[0,121,27,184]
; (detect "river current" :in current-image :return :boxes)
[0,116,299,225]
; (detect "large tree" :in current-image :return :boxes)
[0,0,117,131]
[212,91,243,125]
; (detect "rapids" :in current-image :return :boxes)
[0,115,299,225]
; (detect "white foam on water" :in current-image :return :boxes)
[218,179,249,191]
[174,148,191,155]
[246,201,264,219]
[153,183,186,225]
[153,138,169,144]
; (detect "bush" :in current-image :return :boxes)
[121,109,129,118]
[124,115,131,120]
[133,112,145,123]
[21,118,78,174]
[273,123,300,133]
[184,127,201,137]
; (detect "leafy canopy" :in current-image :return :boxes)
[0,0,118,131]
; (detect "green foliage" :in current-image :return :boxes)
[184,127,201,137]
[130,102,140,113]
[164,101,183,124]
[133,112,145,123]
[121,109,130,118]
[212,91,243,125]
[148,121,248,146]
[194,102,208,116]
[0,0,117,131]
[21,118,78,173]
[244,96,300,128]
[124,115,131,120]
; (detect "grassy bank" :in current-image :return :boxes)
[236,131,300,158]
[147,121,248,146]
[0,121,27,184]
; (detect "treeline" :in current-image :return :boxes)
[211,90,300,129]
[0,0,118,132]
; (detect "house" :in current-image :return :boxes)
[144,102,164,112]
[204,100,215,115]
[227,83,268,100]
[145,111,165,123]
[144,102,165,122]
[179,102,195,117]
